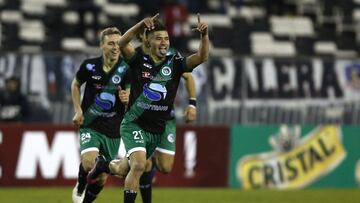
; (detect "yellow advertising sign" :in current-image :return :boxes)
[237,125,346,189]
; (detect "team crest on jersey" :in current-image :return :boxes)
[112,75,121,84]
[167,134,175,143]
[161,66,172,76]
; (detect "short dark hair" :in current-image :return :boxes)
[145,20,167,37]
[99,27,121,44]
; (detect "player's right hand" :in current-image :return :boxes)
[142,13,159,30]
[184,106,197,123]
[118,86,129,105]
[72,111,84,128]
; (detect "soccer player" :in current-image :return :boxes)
[134,28,198,203]
[89,13,208,203]
[71,27,130,203]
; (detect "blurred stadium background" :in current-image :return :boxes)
[1,0,360,202]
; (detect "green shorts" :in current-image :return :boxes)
[156,119,176,155]
[120,119,176,158]
[79,127,120,160]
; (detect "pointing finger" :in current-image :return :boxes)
[197,13,201,24]
[152,13,160,20]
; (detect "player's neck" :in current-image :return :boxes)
[141,44,150,55]
[150,53,165,64]
[103,57,117,72]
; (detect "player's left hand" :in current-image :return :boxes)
[118,86,129,105]
[192,13,208,36]
[184,106,197,123]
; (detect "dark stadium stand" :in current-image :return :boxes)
[1,0,360,125]
[1,0,360,56]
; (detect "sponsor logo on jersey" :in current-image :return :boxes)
[94,83,102,89]
[143,63,153,69]
[94,92,116,110]
[86,63,95,72]
[136,102,168,111]
[143,83,167,101]
[175,55,183,60]
[142,71,151,78]
[112,75,121,84]
[117,65,127,73]
[92,75,101,80]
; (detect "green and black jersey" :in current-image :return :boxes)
[124,49,192,134]
[133,46,181,119]
[75,56,129,138]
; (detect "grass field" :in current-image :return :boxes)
[0,187,359,203]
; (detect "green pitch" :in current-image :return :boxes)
[0,187,359,203]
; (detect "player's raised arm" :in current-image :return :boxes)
[182,73,197,123]
[186,13,209,69]
[119,13,159,60]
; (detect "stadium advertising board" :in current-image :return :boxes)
[207,57,360,101]
[205,58,360,114]
[0,124,229,187]
[229,125,360,189]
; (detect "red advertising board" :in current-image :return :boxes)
[0,124,229,187]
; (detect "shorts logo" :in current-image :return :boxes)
[161,66,171,76]
[112,75,121,84]
[167,134,175,143]
[81,133,91,144]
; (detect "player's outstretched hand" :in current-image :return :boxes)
[192,13,208,36]
[143,13,160,31]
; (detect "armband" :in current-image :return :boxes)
[188,98,197,108]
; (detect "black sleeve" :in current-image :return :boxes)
[75,61,91,85]
[178,56,192,73]
[125,50,140,68]
[121,68,131,90]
